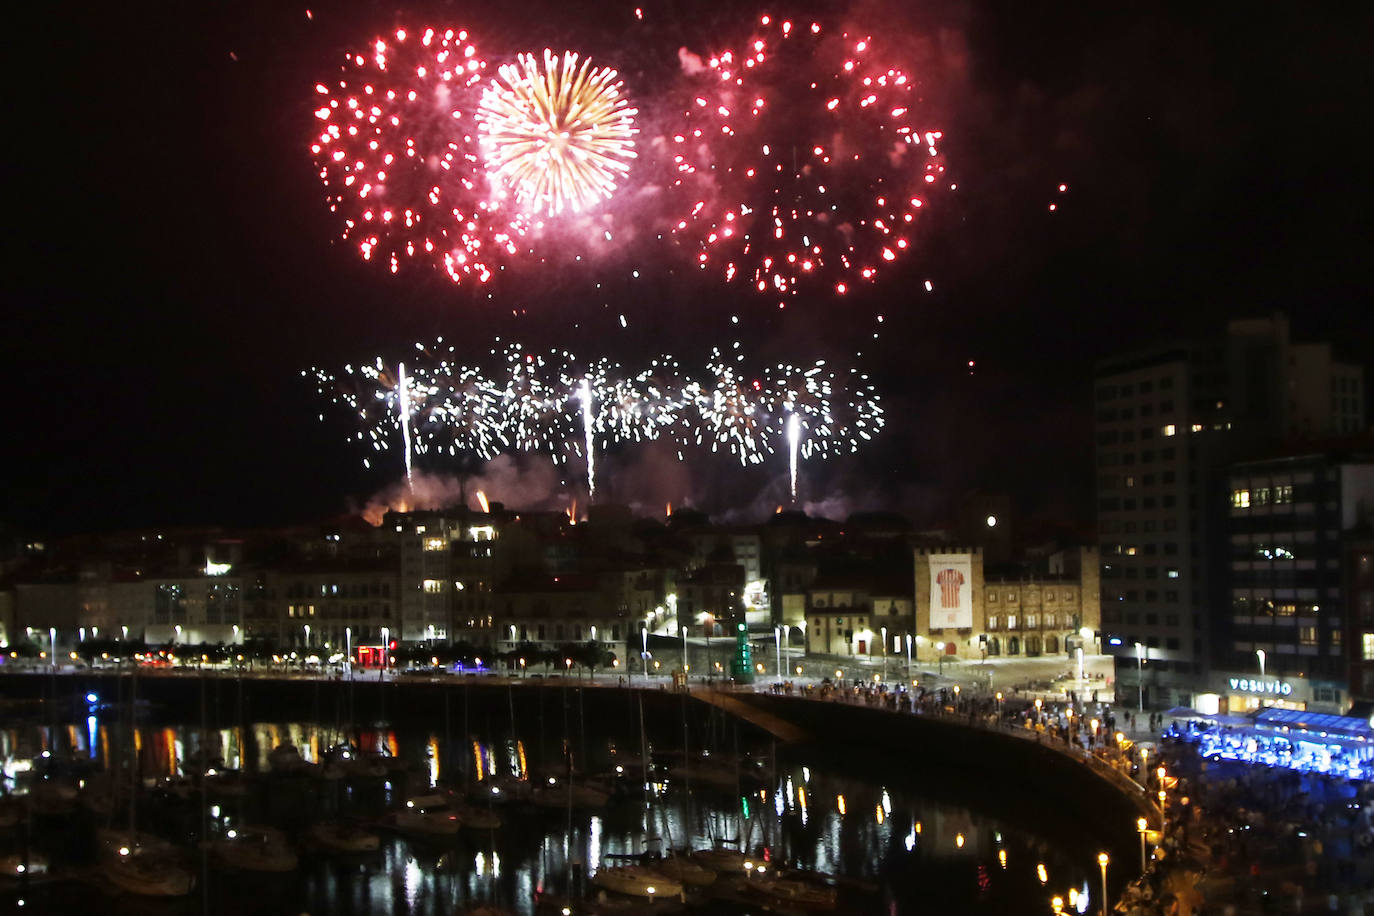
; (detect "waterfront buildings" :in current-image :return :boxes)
[1095,313,1367,709]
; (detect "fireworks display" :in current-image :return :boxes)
[661,14,946,305]
[309,341,884,492]
[309,27,528,283]
[478,50,638,215]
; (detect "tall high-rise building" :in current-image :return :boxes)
[1094,314,1365,709]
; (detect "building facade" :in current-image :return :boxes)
[1095,314,1366,708]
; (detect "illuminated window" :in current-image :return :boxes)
[987,615,999,630]
[1232,489,1251,508]
[1190,423,1204,433]
[1274,485,1294,504]
[1007,615,1018,630]
[423,579,444,594]
[988,592,997,603]
[1026,614,1039,628]
[1045,613,1057,628]
[1299,626,1318,647]
[1332,630,1342,647]
[423,537,446,552]
[1362,633,1374,661]
[1161,424,1177,437]
[1166,568,1180,579]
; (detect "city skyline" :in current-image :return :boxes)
[5,1,1371,536]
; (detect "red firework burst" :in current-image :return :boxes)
[662,14,948,305]
[309,27,529,283]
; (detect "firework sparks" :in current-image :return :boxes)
[662,14,947,305]
[479,50,638,215]
[310,341,884,487]
[578,377,596,498]
[309,27,530,283]
[787,411,800,501]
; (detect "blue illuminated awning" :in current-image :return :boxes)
[1254,708,1374,742]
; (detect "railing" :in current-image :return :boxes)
[737,684,1162,823]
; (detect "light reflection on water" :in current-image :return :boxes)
[1,716,1104,914]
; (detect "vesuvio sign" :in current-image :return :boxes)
[1228,677,1294,696]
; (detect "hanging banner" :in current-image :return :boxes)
[929,553,973,629]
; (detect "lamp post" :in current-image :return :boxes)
[880,627,888,683]
[704,613,714,677]
[775,626,782,684]
[641,625,648,682]
[1256,648,1266,680]
[1097,852,1109,916]
[1137,817,1149,872]
[49,627,57,671]
[1134,642,1145,713]
[905,634,912,683]
[935,642,946,676]
[345,627,352,676]
[381,626,389,676]
[682,622,688,679]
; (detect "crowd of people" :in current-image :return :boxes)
[787,677,1374,913]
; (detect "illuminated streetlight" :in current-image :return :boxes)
[1256,648,1266,680]
[880,626,888,683]
[1137,817,1149,871]
[775,625,783,683]
[1135,642,1145,713]
[1097,853,1109,916]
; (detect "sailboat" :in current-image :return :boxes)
[97,663,195,898]
[201,824,299,872]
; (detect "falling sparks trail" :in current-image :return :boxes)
[787,411,800,501]
[397,361,415,486]
[579,377,596,499]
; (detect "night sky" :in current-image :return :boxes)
[6,0,1372,537]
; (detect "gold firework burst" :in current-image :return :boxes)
[478,50,638,215]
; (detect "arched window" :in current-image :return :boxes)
[988,637,1001,657]
[1045,635,1059,654]
[1008,636,1020,655]
[1026,635,1042,657]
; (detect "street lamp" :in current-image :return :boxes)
[641,625,649,682]
[303,624,311,650]
[381,626,389,675]
[49,627,57,670]
[1096,853,1109,916]
[1256,648,1266,680]
[935,642,946,676]
[775,626,783,684]
[880,627,888,683]
[1137,817,1149,872]
[905,634,912,683]
[1134,642,1145,713]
